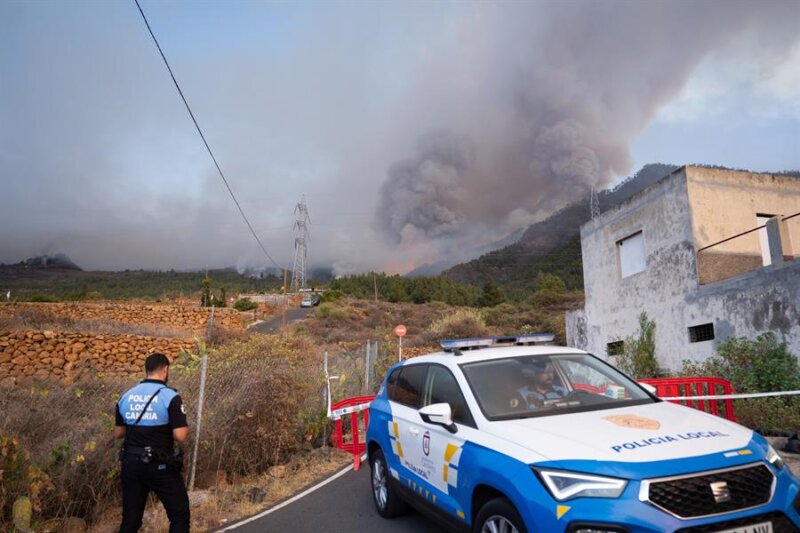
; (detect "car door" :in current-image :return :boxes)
[418,364,474,519]
[386,363,429,486]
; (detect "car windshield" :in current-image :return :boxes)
[460,353,656,420]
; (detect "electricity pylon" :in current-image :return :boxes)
[291,196,310,291]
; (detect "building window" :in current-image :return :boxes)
[618,231,646,278]
[688,323,715,343]
[607,341,624,356]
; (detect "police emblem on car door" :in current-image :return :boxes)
[422,431,431,456]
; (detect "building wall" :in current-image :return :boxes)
[571,168,705,368]
[688,167,800,284]
[567,166,800,371]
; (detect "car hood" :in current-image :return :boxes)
[484,401,752,466]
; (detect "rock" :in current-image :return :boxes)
[72,342,86,353]
[11,355,29,366]
[43,330,56,339]
[268,465,288,478]
[246,486,267,504]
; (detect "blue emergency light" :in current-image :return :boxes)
[440,333,555,353]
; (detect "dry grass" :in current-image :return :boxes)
[86,447,352,533]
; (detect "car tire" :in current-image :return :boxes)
[370,449,408,518]
[474,497,527,533]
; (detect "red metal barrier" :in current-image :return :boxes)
[330,394,375,471]
[639,377,737,422]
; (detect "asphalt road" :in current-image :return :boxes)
[229,465,442,533]
[249,308,311,334]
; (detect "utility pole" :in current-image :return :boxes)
[373,272,378,302]
[590,185,600,220]
[282,268,287,329]
[291,196,310,291]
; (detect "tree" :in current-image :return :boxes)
[200,276,211,307]
[479,277,505,307]
[534,272,566,293]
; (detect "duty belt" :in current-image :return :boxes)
[124,446,171,461]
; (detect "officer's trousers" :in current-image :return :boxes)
[120,454,190,533]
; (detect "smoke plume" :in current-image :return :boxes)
[375,0,800,249]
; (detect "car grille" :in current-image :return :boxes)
[644,463,774,519]
[674,511,799,533]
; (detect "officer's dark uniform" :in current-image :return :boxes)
[116,379,190,533]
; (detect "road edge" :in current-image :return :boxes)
[218,453,368,531]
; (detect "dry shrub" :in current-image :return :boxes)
[175,335,326,480]
[0,378,127,527]
[0,334,330,529]
[421,308,489,346]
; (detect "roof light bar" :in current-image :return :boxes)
[440,334,555,352]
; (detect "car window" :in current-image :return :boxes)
[390,364,427,408]
[423,365,475,428]
[461,354,655,421]
[386,367,400,399]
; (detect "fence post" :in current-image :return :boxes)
[206,304,215,342]
[364,341,370,395]
[188,352,208,491]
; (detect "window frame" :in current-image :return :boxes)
[421,363,476,429]
[688,323,715,343]
[387,363,428,409]
[617,230,647,278]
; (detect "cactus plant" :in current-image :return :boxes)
[12,496,32,532]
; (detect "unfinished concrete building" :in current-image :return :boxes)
[566,166,800,370]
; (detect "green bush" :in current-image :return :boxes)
[233,298,258,312]
[616,312,659,379]
[534,272,566,293]
[679,333,800,434]
[315,302,347,321]
[320,290,343,303]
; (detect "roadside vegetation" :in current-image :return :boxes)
[680,333,800,435]
[0,335,345,531]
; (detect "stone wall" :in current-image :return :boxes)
[0,330,195,386]
[0,302,244,335]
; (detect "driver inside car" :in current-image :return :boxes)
[518,361,567,408]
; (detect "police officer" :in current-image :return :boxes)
[518,361,567,408]
[114,352,190,533]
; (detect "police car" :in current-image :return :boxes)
[366,335,800,533]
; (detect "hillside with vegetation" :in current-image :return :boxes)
[0,266,289,302]
[444,163,680,292]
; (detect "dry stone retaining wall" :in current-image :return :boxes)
[0,302,244,334]
[0,330,194,386]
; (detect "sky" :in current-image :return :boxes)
[1,0,799,274]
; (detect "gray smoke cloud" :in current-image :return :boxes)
[1,1,799,273]
[375,0,800,248]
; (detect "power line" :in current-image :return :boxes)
[133,0,283,271]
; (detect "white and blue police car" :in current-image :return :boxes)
[366,334,800,533]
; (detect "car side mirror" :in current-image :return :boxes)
[419,403,458,434]
[640,383,658,396]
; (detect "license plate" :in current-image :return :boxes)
[715,521,772,533]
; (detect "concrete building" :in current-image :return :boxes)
[566,166,800,370]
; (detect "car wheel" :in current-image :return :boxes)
[370,449,408,518]
[474,497,527,533]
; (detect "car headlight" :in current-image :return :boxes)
[535,468,628,500]
[767,444,785,470]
